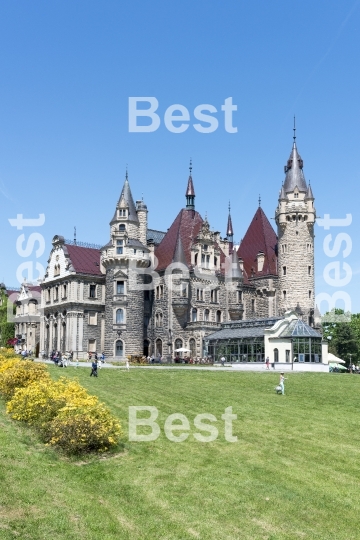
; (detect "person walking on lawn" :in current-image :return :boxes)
[279,372,287,395]
[90,360,98,377]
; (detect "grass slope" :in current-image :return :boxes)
[1,367,360,540]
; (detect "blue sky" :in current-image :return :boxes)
[0,0,359,312]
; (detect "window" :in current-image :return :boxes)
[238,290,243,303]
[116,308,124,324]
[88,339,96,353]
[294,193,299,199]
[204,309,210,322]
[216,310,221,323]
[63,284,67,298]
[175,338,183,353]
[251,299,255,311]
[211,289,218,303]
[89,311,97,325]
[191,308,197,322]
[194,253,198,265]
[203,244,208,251]
[201,254,210,268]
[286,350,290,363]
[189,338,196,358]
[283,290,287,301]
[156,339,162,356]
[54,264,60,277]
[156,285,164,300]
[46,289,50,302]
[309,290,312,299]
[115,340,123,356]
[196,288,204,301]
[283,266,287,276]
[89,285,96,298]
[116,240,123,255]
[214,256,218,268]
[55,287,59,301]
[181,283,187,297]
[117,281,125,294]
[274,348,279,362]
[308,266,311,276]
[282,244,287,253]
[119,209,127,217]
[155,312,163,327]
[119,224,126,231]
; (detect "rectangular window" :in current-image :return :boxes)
[286,350,290,363]
[308,266,311,276]
[89,311,97,325]
[251,299,255,311]
[89,285,96,298]
[55,287,59,301]
[309,290,312,299]
[181,283,187,297]
[47,289,50,302]
[117,281,124,294]
[116,240,123,255]
[283,290,286,300]
[283,266,286,276]
[88,339,96,352]
[63,284,67,298]
[119,209,127,217]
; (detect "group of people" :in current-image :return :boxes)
[49,350,74,367]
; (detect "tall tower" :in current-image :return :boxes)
[275,126,316,324]
[101,172,150,358]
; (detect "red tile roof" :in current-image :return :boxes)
[65,244,103,276]
[155,209,203,271]
[237,207,278,278]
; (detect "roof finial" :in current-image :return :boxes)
[125,164,128,181]
[228,200,231,214]
[74,226,77,245]
[189,158,192,175]
[258,194,261,207]
[293,116,296,144]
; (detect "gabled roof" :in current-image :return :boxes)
[64,244,103,276]
[237,207,277,277]
[155,209,203,271]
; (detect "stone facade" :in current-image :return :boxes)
[35,136,317,359]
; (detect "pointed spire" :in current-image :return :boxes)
[283,123,307,193]
[305,182,314,200]
[110,170,139,223]
[172,236,187,266]
[226,202,234,237]
[279,183,287,200]
[185,159,195,210]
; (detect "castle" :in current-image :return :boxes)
[12,132,316,360]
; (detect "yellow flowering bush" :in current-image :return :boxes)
[45,403,121,454]
[0,354,122,455]
[0,360,50,400]
[0,348,19,361]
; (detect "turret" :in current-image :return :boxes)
[275,122,316,325]
[226,202,234,253]
[185,160,195,210]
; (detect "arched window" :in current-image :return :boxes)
[155,312,163,327]
[115,340,124,357]
[116,308,124,324]
[274,348,279,362]
[204,309,210,322]
[216,310,221,323]
[119,224,126,232]
[156,339,162,356]
[175,338,183,352]
[192,308,197,322]
[189,338,196,358]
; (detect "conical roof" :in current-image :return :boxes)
[283,142,307,193]
[227,213,234,237]
[111,176,139,224]
[185,174,195,197]
[305,183,314,200]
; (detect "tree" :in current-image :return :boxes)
[0,289,15,348]
[322,309,360,365]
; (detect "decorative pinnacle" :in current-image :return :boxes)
[125,164,128,181]
[189,158,192,175]
[258,194,261,207]
[228,201,231,214]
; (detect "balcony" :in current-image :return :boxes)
[172,297,189,317]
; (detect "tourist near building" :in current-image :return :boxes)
[9,130,322,364]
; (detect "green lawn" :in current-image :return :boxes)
[1,367,360,540]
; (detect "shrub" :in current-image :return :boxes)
[0,360,50,400]
[0,348,18,361]
[45,403,121,454]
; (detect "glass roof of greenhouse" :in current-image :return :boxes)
[279,319,322,338]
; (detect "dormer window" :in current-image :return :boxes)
[294,193,299,199]
[257,252,265,272]
[119,209,127,217]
